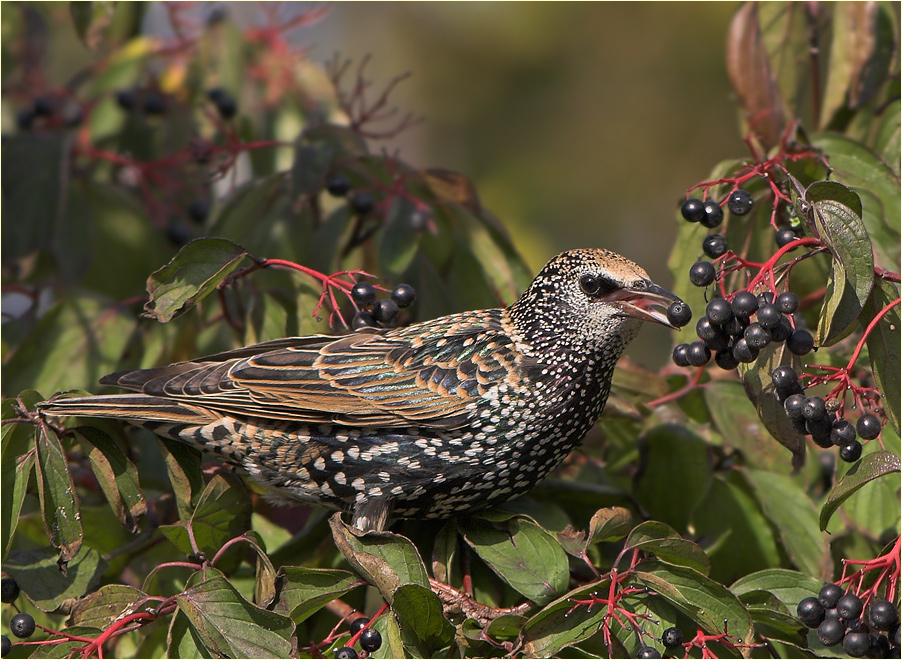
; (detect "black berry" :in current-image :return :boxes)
[706,298,733,325]
[680,198,705,222]
[115,89,136,111]
[351,282,377,307]
[687,342,712,367]
[689,261,716,287]
[868,601,899,631]
[830,420,856,446]
[1,635,8,658]
[731,291,758,317]
[784,393,807,419]
[352,311,376,330]
[732,338,759,363]
[334,647,358,659]
[843,631,871,657]
[636,648,662,659]
[724,315,749,337]
[187,200,209,223]
[869,633,891,658]
[819,583,843,609]
[349,617,368,636]
[744,323,771,350]
[1,578,19,603]
[714,347,740,370]
[391,284,416,308]
[215,95,238,120]
[359,628,382,653]
[326,174,351,197]
[771,366,798,390]
[672,344,691,367]
[143,93,167,115]
[840,440,863,463]
[857,414,882,440]
[10,613,35,639]
[702,234,728,258]
[700,200,724,228]
[892,623,900,647]
[727,189,753,215]
[661,627,683,649]
[32,96,53,117]
[757,291,775,307]
[775,227,798,248]
[166,223,192,247]
[802,396,827,421]
[817,617,845,646]
[373,299,399,324]
[797,596,826,628]
[666,301,692,328]
[776,291,799,314]
[351,191,375,215]
[757,303,782,329]
[807,416,833,440]
[837,593,864,620]
[786,329,815,355]
[771,316,793,342]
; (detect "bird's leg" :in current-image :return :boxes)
[351,498,393,532]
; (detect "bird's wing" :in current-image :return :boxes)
[101,312,523,429]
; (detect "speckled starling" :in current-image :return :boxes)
[40,249,682,531]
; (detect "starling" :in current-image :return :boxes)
[40,249,682,531]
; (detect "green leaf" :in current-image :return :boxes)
[175,575,295,658]
[820,450,901,531]
[169,608,214,659]
[460,515,569,604]
[634,562,753,643]
[160,473,252,571]
[3,297,135,397]
[557,506,635,558]
[739,341,807,468]
[368,609,406,659]
[156,436,203,520]
[276,566,362,624]
[737,589,807,647]
[725,2,787,150]
[805,181,874,345]
[1,412,36,560]
[391,583,456,656]
[1,134,70,266]
[74,426,146,533]
[431,520,459,584]
[208,173,292,257]
[241,530,278,609]
[874,99,901,176]
[633,424,712,532]
[731,568,823,605]
[69,584,149,628]
[622,521,711,575]
[143,237,248,323]
[861,278,901,434]
[742,469,832,576]
[759,3,811,118]
[378,195,422,276]
[329,513,429,602]
[34,422,83,561]
[4,545,107,612]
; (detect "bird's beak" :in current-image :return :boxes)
[608,281,683,329]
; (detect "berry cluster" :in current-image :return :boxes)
[206,88,238,120]
[326,173,377,216]
[776,365,882,461]
[797,585,899,657]
[672,289,813,370]
[116,88,168,116]
[334,616,383,658]
[2,577,35,658]
[680,189,753,229]
[350,281,416,329]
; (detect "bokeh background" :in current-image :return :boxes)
[9,2,749,366]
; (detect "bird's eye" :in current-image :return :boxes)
[579,274,618,297]
[579,274,600,295]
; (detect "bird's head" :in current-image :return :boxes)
[509,248,684,357]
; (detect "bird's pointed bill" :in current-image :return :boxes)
[608,282,683,328]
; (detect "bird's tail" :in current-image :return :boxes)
[38,394,219,427]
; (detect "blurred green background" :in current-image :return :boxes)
[6,1,746,366]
